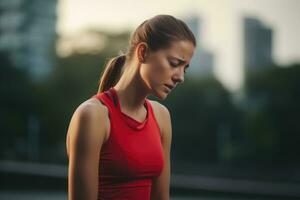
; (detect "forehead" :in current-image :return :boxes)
[160,40,195,61]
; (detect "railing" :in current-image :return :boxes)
[1,160,300,199]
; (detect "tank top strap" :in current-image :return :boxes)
[144,99,154,118]
[144,99,161,134]
[91,89,118,115]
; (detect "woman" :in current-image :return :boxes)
[66,14,196,200]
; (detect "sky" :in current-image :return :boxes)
[57,0,300,92]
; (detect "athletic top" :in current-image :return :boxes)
[92,87,164,200]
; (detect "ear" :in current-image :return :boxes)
[136,42,148,63]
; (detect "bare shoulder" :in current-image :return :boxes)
[148,100,170,118]
[148,100,172,138]
[73,98,109,131]
[76,98,109,118]
[66,98,110,157]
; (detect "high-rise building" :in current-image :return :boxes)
[184,15,214,77]
[0,0,57,81]
[244,17,273,70]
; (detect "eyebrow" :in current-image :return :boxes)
[170,56,190,68]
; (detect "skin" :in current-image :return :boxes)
[66,40,195,200]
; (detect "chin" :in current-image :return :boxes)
[152,88,169,100]
[157,94,168,100]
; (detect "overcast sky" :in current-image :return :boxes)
[57,0,300,92]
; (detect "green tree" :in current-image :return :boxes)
[244,64,300,165]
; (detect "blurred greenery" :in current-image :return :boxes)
[243,64,300,165]
[0,51,35,160]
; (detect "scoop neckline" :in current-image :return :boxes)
[109,87,149,129]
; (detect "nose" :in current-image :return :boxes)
[172,67,185,84]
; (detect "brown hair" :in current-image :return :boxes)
[98,14,196,93]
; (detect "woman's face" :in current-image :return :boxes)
[140,40,195,100]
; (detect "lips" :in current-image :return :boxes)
[164,84,174,90]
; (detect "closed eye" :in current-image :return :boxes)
[169,61,179,67]
[169,61,189,73]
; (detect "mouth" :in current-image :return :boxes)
[164,84,174,91]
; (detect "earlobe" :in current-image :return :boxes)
[139,55,144,63]
[138,43,148,63]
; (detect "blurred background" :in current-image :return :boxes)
[1,0,300,199]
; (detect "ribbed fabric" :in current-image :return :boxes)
[92,87,164,200]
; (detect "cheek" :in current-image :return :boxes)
[150,61,169,82]
[140,58,170,88]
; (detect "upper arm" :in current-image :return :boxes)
[67,100,109,200]
[150,101,172,200]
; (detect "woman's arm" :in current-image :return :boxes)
[150,102,172,200]
[67,99,109,200]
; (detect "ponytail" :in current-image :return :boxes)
[98,54,126,93]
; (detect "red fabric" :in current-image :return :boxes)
[92,87,164,200]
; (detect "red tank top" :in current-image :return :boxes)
[92,87,164,200]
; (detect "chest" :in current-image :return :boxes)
[99,120,164,178]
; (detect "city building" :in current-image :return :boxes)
[0,0,57,81]
[244,17,273,70]
[184,15,214,77]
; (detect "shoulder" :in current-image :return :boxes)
[66,98,110,157]
[148,100,171,119]
[148,100,172,138]
[76,98,109,120]
[72,98,110,132]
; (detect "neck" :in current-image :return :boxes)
[113,60,150,113]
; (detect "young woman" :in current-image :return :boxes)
[66,14,196,200]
